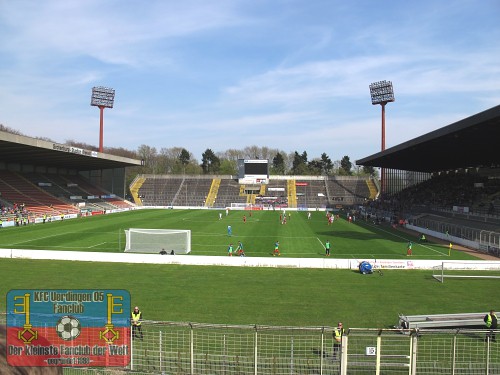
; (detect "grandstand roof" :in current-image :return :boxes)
[356,104,500,173]
[0,131,142,171]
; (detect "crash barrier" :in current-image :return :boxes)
[397,311,490,330]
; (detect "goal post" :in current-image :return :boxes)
[432,261,500,283]
[124,228,191,254]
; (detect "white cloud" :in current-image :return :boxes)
[0,0,499,163]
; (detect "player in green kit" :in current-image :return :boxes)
[273,241,280,256]
[236,241,245,256]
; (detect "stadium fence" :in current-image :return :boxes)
[54,322,500,375]
[1,314,499,374]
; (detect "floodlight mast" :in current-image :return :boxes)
[369,80,394,196]
[91,86,115,153]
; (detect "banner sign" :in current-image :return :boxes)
[7,289,130,367]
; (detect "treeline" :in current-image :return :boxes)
[0,123,377,181]
[86,143,376,178]
[84,144,378,195]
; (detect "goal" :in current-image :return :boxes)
[432,261,500,283]
[124,228,191,254]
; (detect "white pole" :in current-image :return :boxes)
[159,330,162,373]
[375,334,381,375]
[223,334,227,375]
[340,335,348,375]
[190,324,194,375]
[410,333,416,375]
[451,334,456,375]
[130,325,134,370]
[319,329,324,375]
[254,327,258,375]
[486,337,490,375]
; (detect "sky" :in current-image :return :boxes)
[0,0,499,164]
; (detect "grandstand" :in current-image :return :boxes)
[210,177,246,207]
[134,175,182,205]
[0,170,78,216]
[0,130,141,224]
[259,178,288,207]
[131,174,374,209]
[294,177,328,208]
[357,104,500,257]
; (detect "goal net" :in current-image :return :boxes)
[124,228,191,254]
[432,261,500,283]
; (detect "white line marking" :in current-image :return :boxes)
[316,237,325,249]
[89,242,106,248]
[362,222,447,257]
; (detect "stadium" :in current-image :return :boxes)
[1,103,500,374]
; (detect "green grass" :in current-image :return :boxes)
[1,259,498,329]
[0,209,492,329]
[0,209,476,259]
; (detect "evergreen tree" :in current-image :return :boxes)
[201,148,221,174]
[271,152,286,175]
[340,155,352,175]
[320,153,333,175]
[291,151,309,175]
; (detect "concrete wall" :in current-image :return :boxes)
[1,248,499,270]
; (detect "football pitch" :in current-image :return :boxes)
[0,209,494,329]
[0,209,477,259]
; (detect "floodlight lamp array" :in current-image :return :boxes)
[369,80,395,105]
[91,86,115,108]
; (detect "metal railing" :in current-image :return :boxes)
[2,314,499,375]
[56,322,500,375]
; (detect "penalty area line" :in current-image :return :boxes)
[316,237,325,249]
[89,242,107,248]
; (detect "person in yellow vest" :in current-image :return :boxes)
[333,322,344,359]
[131,306,144,341]
[484,310,497,342]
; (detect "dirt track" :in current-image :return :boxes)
[395,226,498,261]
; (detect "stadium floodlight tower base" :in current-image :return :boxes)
[432,261,500,283]
[124,228,191,254]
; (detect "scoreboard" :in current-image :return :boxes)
[237,159,269,184]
